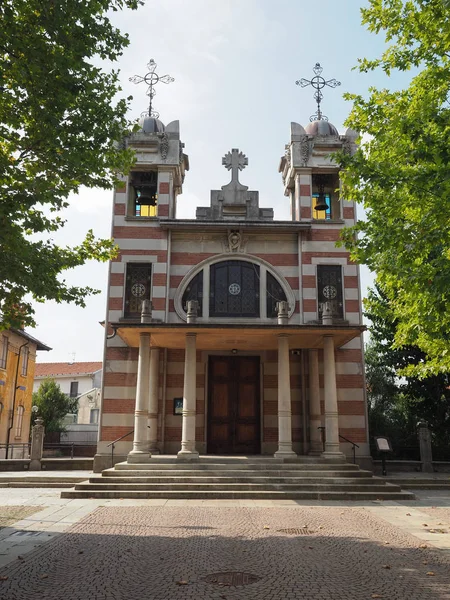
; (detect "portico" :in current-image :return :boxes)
[111,323,363,463]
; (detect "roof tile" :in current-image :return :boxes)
[35,362,102,377]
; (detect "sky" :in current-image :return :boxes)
[29,0,410,363]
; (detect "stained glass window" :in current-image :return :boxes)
[210,261,260,317]
[317,265,343,319]
[266,272,288,317]
[131,171,158,217]
[124,263,152,318]
[182,271,203,315]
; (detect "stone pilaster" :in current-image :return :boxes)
[177,333,199,460]
[274,334,296,457]
[128,332,151,463]
[322,335,345,459]
[308,349,323,455]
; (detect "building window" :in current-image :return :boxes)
[266,272,288,317]
[312,192,331,220]
[21,346,29,376]
[317,265,344,320]
[15,405,24,438]
[210,261,260,317]
[311,173,340,220]
[89,409,99,424]
[124,263,152,318]
[130,171,158,217]
[70,381,79,398]
[182,271,203,315]
[0,335,8,370]
[0,402,3,422]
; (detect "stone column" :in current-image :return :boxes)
[275,334,296,457]
[148,347,160,454]
[308,349,323,455]
[128,332,151,463]
[177,333,199,460]
[418,421,433,473]
[30,417,45,471]
[322,335,345,459]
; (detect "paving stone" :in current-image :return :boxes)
[0,505,450,599]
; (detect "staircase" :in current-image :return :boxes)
[61,456,414,500]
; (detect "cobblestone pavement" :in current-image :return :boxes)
[1,505,450,600]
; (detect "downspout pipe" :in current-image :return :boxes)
[6,341,29,459]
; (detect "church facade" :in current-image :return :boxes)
[94,112,368,472]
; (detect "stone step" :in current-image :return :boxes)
[1,481,82,488]
[61,489,415,500]
[385,480,450,489]
[74,482,402,492]
[112,462,361,472]
[115,456,339,465]
[89,475,378,485]
[103,468,372,478]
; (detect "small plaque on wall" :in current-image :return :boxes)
[173,397,183,415]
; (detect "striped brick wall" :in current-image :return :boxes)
[96,155,368,462]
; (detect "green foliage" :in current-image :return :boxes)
[32,378,78,433]
[0,0,142,330]
[365,282,450,458]
[337,0,450,377]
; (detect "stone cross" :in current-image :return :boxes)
[222,149,248,186]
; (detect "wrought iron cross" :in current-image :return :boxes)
[129,59,174,119]
[222,149,248,185]
[296,63,341,122]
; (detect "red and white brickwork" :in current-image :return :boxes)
[94,116,368,471]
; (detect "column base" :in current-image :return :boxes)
[127,450,151,464]
[308,450,322,457]
[321,451,346,461]
[274,449,297,458]
[177,450,199,461]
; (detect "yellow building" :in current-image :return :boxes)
[0,329,50,458]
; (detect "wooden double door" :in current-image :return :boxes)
[207,356,261,454]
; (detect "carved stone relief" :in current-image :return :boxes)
[223,230,248,253]
[299,135,311,167]
[157,132,169,160]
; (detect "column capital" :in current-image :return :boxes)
[139,331,151,341]
[186,332,197,340]
[277,333,289,340]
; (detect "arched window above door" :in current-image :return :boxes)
[210,260,260,317]
[175,255,293,322]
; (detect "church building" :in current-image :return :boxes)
[93,63,368,472]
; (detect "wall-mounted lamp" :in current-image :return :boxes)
[231,349,238,354]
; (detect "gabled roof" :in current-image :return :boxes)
[10,328,51,351]
[35,361,102,378]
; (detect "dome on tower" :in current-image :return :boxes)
[139,116,165,133]
[305,120,339,136]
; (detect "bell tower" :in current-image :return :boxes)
[279,63,357,223]
[121,59,189,220]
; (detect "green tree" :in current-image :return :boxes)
[338,0,450,377]
[32,378,78,433]
[0,0,141,330]
[365,281,450,458]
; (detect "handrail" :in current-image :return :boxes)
[317,427,360,463]
[339,434,360,448]
[106,430,134,448]
[339,434,359,464]
[107,429,134,468]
